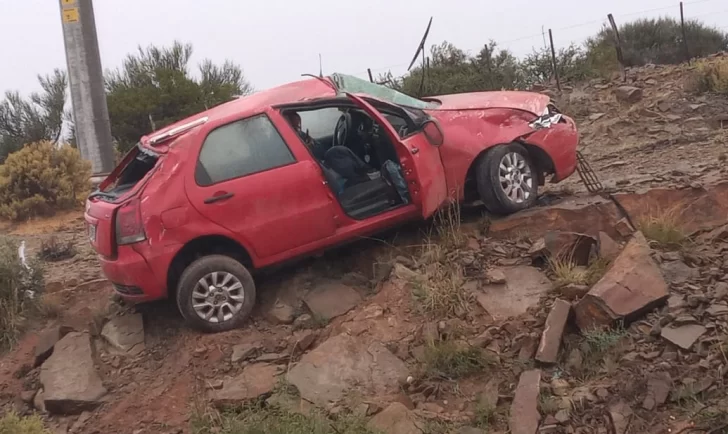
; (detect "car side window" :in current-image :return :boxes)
[196,114,295,186]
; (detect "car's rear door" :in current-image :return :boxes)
[185,111,337,260]
[346,93,447,218]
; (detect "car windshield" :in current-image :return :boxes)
[330,73,438,110]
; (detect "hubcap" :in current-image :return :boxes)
[192,272,245,323]
[499,152,533,204]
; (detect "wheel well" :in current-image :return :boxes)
[462,142,556,201]
[167,235,253,299]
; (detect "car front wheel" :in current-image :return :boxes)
[176,255,256,333]
[475,143,538,215]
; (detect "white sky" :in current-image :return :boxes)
[2,0,727,96]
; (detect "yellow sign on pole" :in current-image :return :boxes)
[61,0,76,6]
[62,7,79,23]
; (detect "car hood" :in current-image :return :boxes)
[423,91,549,115]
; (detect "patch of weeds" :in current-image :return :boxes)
[37,236,76,262]
[191,403,378,434]
[0,411,49,433]
[421,419,453,434]
[433,203,464,249]
[411,260,472,318]
[548,256,610,288]
[311,314,329,329]
[538,391,561,416]
[582,327,627,355]
[423,341,494,379]
[473,401,497,428]
[638,206,688,249]
[688,58,728,95]
[0,237,45,350]
[693,405,728,428]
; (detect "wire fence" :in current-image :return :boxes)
[347,0,728,83]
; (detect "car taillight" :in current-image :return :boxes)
[115,199,146,245]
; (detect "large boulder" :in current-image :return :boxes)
[39,332,107,414]
[574,232,669,330]
[614,86,643,103]
[287,333,409,407]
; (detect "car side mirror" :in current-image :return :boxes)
[423,120,444,147]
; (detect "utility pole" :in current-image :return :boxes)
[59,0,114,177]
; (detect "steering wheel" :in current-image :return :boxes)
[333,113,352,148]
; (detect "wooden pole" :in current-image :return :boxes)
[367,68,374,83]
[680,2,691,64]
[548,29,561,91]
[607,14,627,82]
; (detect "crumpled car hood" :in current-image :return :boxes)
[424,91,549,115]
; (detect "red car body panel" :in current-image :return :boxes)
[425,91,550,114]
[85,77,579,303]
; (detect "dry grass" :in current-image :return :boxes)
[548,256,610,288]
[191,404,376,434]
[433,203,465,249]
[0,411,49,433]
[411,253,472,318]
[638,206,688,249]
[688,58,728,95]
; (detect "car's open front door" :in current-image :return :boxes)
[345,93,447,218]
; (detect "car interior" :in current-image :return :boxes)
[282,105,412,220]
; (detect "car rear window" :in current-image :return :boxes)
[195,114,295,186]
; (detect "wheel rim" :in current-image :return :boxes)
[192,272,245,324]
[498,152,533,204]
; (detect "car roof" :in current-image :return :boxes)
[141,77,337,146]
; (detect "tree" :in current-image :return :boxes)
[0,69,68,160]
[105,41,253,153]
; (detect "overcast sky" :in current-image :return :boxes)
[2,0,727,97]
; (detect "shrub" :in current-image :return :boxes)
[38,236,77,262]
[588,18,728,67]
[0,141,91,220]
[0,237,44,349]
[521,45,593,85]
[0,412,49,434]
[688,59,728,94]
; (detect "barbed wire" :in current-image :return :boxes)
[350,1,728,78]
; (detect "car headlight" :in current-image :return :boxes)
[529,112,563,130]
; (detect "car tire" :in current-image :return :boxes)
[475,143,538,215]
[176,255,256,333]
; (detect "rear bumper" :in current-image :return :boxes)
[98,245,167,302]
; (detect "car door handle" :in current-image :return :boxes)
[204,192,234,204]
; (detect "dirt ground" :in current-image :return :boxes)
[0,56,727,434]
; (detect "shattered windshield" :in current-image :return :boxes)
[330,73,438,110]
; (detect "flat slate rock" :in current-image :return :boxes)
[101,314,145,355]
[287,333,409,407]
[40,332,107,415]
[210,364,279,406]
[474,266,551,320]
[303,281,362,320]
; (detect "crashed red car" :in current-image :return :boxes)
[85,73,578,332]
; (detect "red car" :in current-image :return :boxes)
[85,73,578,332]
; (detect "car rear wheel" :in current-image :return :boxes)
[176,255,256,333]
[475,143,538,215]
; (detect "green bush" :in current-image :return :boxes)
[0,412,49,434]
[0,237,44,349]
[0,141,91,220]
[587,18,728,67]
